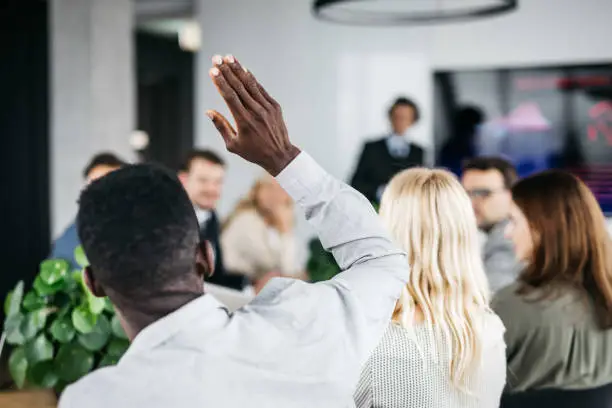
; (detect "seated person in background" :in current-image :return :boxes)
[59,54,408,408]
[222,174,304,293]
[493,171,612,394]
[355,168,506,408]
[351,97,425,204]
[179,149,246,290]
[49,152,125,269]
[461,157,521,292]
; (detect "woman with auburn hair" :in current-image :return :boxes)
[493,170,612,397]
[355,168,507,408]
[221,174,303,293]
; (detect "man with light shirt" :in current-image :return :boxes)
[58,54,408,408]
[351,97,425,203]
[461,156,521,292]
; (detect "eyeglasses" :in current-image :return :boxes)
[465,188,505,199]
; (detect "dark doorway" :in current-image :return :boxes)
[0,0,50,305]
[136,32,194,170]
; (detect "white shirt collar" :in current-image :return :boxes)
[121,294,229,360]
[194,207,212,226]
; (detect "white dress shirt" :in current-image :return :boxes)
[385,132,411,158]
[194,207,211,227]
[58,152,408,408]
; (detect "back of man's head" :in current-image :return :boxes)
[179,149,225,173]
[83,152,126,183]
[77,164,200,300]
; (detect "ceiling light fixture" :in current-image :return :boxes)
[313,0,518,26]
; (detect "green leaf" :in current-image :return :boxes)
[78,314,111,352]
[8,347,28,388]
[71,270,83,286]
[6,327,26,345]
[4,281,24,317]
[110,315,128,339]
[40,259,69,285]
[72,306,97,334]
[55,343,94,383]
[98,353,121,368]
[50,316,75,343]
[4,291,12,316]
[106,337,129,357]
[74,246,89,268]
[103,298,114,313]
[22,291,47,312]
[27,361,59,389]
[87,293,105,315]
[5,314,26,345]
[4,313,23,332]
[33,275,64,296]
[20,309,51,341]
[24,334,54,366]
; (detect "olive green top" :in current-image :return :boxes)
[492,283,612,393]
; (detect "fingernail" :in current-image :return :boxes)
[210,67,220,77]
[243,66,249,73]
[225,54,235,64]
[206,110,214,119]
[212,55,223,65]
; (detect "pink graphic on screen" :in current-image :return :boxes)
[476,102,559,172]
[588,101,612,145]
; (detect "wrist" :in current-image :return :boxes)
[266,145,301,176]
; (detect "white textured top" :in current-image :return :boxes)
[355,313,507,408]
[58,152,408,408]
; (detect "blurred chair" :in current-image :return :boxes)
[501,382,612,408]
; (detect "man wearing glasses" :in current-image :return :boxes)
[462,157,520,292]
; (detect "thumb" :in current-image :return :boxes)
[206,110,237,148]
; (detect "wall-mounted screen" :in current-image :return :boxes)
[434,63,612,214]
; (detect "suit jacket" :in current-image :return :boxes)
[351,138,425,203]
[483,220,521,293]
[200,212,247,290]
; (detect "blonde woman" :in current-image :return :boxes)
[221,175,302,291]
[354,168,507,408]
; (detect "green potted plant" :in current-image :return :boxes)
[0,246,129,398]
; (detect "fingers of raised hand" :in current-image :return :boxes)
[224,56,273,111]
[209,65,247,121]
[206,110,238,151]
[214,55,265,116]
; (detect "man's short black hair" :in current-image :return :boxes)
[77,164,199,297]
[388,97,420,123]
[462,156,518,189]
[83,152,126,179]
[179,149,225,173]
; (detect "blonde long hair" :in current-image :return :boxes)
[380,168,490,392]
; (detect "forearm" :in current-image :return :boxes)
[277,152,405,271]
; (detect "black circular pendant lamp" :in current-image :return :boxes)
[313,0,518,26]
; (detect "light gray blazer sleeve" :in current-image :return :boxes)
[276,152,409,364]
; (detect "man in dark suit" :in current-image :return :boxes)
[179,150,247,290]
[351,97,425,203]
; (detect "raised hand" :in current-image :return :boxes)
[207,55,300,176]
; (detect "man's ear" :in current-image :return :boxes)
[83,266,106,298]
[178,171,188,187]
[196,240,215,279]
